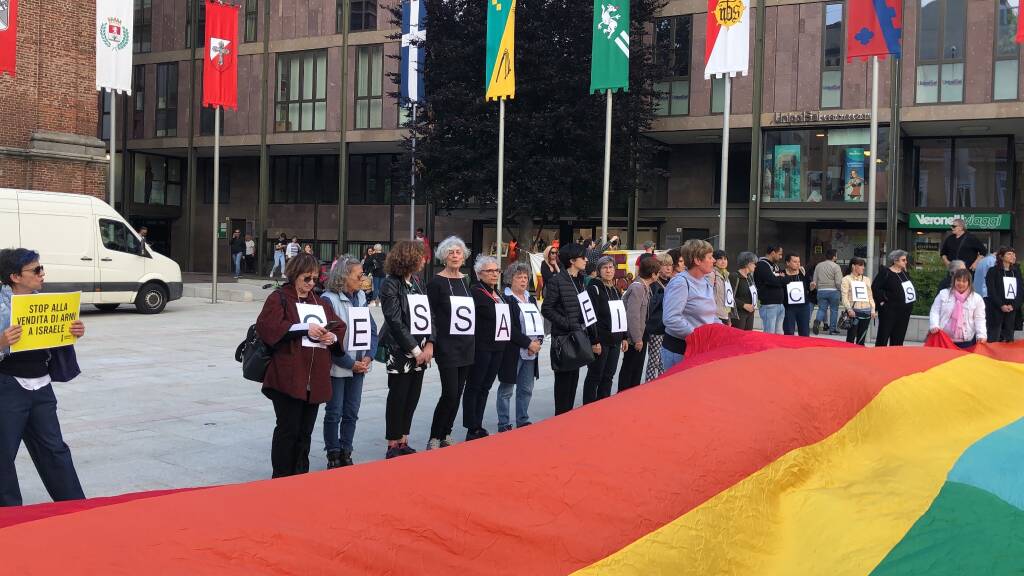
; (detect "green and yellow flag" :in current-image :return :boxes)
[485,0,515,100]
[590,0,630,92]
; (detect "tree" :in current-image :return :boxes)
[389,0,668,244]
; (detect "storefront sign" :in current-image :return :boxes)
[772,111,871,125]
[909,213,1011,231]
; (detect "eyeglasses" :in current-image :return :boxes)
[300,275,316,284]
[20,265,44,276]
[481,268,500,273]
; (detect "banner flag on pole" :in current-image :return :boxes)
[0,0,17,77]
[95,0,133,93]
[401,0,426,103]
[704,0,749,78]
[485,0,516,100]
[203,0,239,110]
[590,0,630,93]
[847,0,902,60]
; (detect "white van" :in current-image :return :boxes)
[0,188,183,314]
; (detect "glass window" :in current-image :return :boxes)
[155,63,178,137]
[98,92,111,141]
[711,76,726,114]
[995,0,1019,100]
[348,155,398,204]
[200,159,231,203]
[133,0,152,54]
[355,45,384,129]
[132,65,145,139]
[186,0,206,48]
[245,0,259,43]
[916,0,966,103]
[762,127,889,204]
[275,51,328,132]
[133,154,183,206]
[270,156,339,204]
[99,219,142,255]
[822,3,843,108]
[654,15,692,116]
[913,137,1011,208]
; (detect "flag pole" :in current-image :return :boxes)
[496,98,505,271]
[108,90,116,207]
[212,105,221,304]
[601,89,612,244]
[717,74,731,251]
[866,56,879,278]
[410,103,417,240]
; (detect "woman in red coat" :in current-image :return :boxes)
[257,253,346,477]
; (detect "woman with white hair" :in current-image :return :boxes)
[872,249,916,346]
[462,254,508,440]
[496,262,543,431]
[424,236,474,450]
[321,256,378,468]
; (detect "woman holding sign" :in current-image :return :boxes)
[782,253,812,337]
[378,241,434,459]
[257,253,346,478]
[496,262,544,431]
[618,255,661,392]
[985,247,1022,342]
[582,256,627,405]
[840,257,877,346]
[929,268,987,348]
[462,255,508,441]
[542,243,600,415]
[731,252,758,331]
[0,248,86,507]
[872,250,916,347]
[425,237,475,450]
[321,256,378,468]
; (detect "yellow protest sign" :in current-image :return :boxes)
[9,292,81,353]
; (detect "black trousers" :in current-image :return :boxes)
[992,307,1018,342]
[617,344,646,393]
[431,364,470,439]
[0,376,85,507]
[875,305,912,347]
[553,369,581,415]
[846,311,871,346]
[582,335,622,404]
[462,349,503,431]
[385,371,424,441]
[266,388,320,478]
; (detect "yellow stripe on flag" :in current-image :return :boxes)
[573,354,1024,575]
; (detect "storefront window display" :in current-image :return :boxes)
[762,127,889,204]
[808,227,887,270]
[912,137,1012,209]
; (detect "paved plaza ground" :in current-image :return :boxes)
[15,290,921,505]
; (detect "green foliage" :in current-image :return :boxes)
[910,267,947,316]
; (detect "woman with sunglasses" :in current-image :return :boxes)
[257,253,346,477]
[462,255,508,440]
[0,249,87,507]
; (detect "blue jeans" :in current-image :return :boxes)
[232,252,242,277]
[759,304,785,334]
[371,276,384,301]
[784,303,811,336]
[815,290,840,331]
[496,357,536,428]
[323,374,364,453]
[661,347,684,372]
[270,252,286,277]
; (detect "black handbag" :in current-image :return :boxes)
[235,291,286,382]
[550,329,595,372]
[48,345,81,383]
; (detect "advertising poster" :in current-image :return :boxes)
[773,145,801,202]
[844,148,865,202]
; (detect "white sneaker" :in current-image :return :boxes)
[426,438,441,451]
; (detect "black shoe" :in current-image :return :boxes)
[398,443,417,455]
[340,450,354,467]
[498,424,513,433]
[465,428,490,441]
[386,446,403,459]
[326,450,343,469]
[517,421,532,428]
[812,320,821,335]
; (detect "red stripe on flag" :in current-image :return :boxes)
[705,0,722,69]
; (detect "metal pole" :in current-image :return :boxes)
[496,98,505,271]
[410,104,417,239]
[108,91,116,207]
[212,106,221,304]
[717,75,731,251]
[867,56,879,278]
[601,89,612,244]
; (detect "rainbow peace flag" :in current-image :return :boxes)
[1,326,1022,574]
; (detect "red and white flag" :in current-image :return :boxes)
[0,0,19,77]
[704,0,749,78]
[203,0,239,110]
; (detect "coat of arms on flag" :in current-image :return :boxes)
[0,0,10,32]
[99,16,130,51]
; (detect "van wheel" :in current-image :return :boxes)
[94,304,120,312]
[135,283,168,314]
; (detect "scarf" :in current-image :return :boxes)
[945,289,969,341]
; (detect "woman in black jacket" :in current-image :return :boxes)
[541,243,600,415]
[872,250,915,347]
[986,246,1022,342]
[496,262,543,432]
[582,256,626,404]
[378,241,434,459]
[462,255,508,440]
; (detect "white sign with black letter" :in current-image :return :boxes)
[407,294,432,335]
[518,302,544,336]
[494,303,512,341]
[608,300,627,333]
[296,303,328,348]
[786,281,806,305]
[850,281,869,303]
[725,282,735,307]
[449,296,475,335]
[346,307,372,351]
[1005,277,1019,300]
[577,291,597,328]
[748,284,759,308]
[902,280,917,304]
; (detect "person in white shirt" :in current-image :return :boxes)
[929,268,987,348]
[244,234,256,275]
[286,237,301,260]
